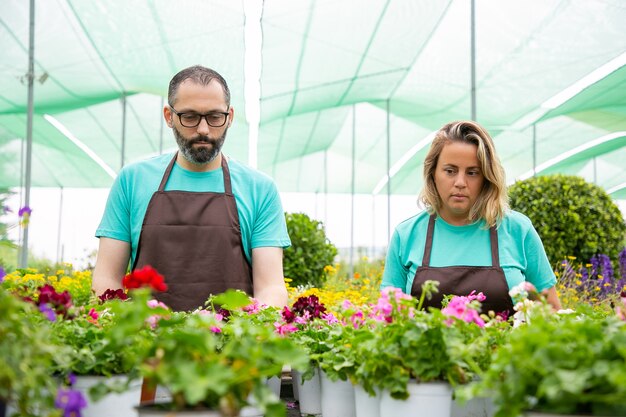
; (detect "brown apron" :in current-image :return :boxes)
[410,214,514,316]
[132,153,253,312]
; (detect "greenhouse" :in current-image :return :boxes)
[1,1,626,417]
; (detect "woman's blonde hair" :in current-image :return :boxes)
[419,120,508,226]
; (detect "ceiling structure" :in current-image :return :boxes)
[2,0,626,199]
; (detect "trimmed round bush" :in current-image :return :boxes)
[283,212,338,288]
[508,174,626,265]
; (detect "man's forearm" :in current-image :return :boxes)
[92,274,124,296]
[254,284,288,308]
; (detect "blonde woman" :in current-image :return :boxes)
[381,120,561,316]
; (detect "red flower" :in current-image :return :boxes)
[282,306,296,323]
[122,266,168,292]
[37,284,72,318]
[98,288,129,303]
[292,295,326,319]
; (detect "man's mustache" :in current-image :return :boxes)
[189,136,216,145]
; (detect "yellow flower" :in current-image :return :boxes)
[324,265,337,275]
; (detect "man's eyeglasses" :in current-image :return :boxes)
[170,107,229,128]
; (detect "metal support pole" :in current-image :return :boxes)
[19,0,36,268]
[593,157,597,183]
[350,105,356,279]
[323,150,328,226]
[470,0,477,121]
[56,187,63,264]
[120,93,127,168]
[159,96,164,155]
[371,196,376,259]
[386,99,391,244]
[532,124,537,177]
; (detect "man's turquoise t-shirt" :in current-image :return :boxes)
[96,153,291,267]
[381,210,556,294]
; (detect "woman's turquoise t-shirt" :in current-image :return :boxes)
[381,211,556,294]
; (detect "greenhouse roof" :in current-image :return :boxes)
[2,0,626,198]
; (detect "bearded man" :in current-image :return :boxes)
[92,66,290,311]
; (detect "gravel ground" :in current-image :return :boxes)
[280,374,302,417]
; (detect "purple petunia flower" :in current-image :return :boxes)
[590,255,601,279]
[619,247,626,280]
[18,206,32,217]
[39,303,57,322]
[55,388,87,417]
[0,266,5,283]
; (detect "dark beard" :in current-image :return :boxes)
[173,126,227,165]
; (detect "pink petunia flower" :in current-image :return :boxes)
[274,322,298,335]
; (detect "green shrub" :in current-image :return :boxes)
[283,212,338,288]
[508,174,626,265]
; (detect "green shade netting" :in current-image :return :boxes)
[1,0,625,197]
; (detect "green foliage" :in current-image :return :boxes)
[509,175,626,264]
[283,212,338,288]
[113,289,308,416]
[0,188,13,243]
[0,289,63,416]
[471,307,626,417]
[49,303,148,378]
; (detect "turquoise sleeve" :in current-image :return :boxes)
[250,181,291,249]
[95,172,131,243]
[522,224,557,292]
[381,229,409,292]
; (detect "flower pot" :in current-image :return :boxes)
[74,375,142,417]
[353,384,381,417]
[451,396,494,417]
[320,370,356,417]
[292,368,322,417]
[136,404,221,417]
[239,376,282,417]
[380,381,452,417]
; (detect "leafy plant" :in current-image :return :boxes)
[0,288,65,416]
[555,251,626,313]
[111,288,309,417]
[283,212,337,288]
[470,305,626,417]
[2,266,94,307]
[311,286,508,400]
[509,174,626,265]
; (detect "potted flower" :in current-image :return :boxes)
[469,301,626,417]
[277,294,339,416]
[20,274,152,417]
[0,288,63,417]
[352,284,501,417]
[112,288,309,417]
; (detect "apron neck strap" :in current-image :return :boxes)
[422,214,501,267]
[422,214,437,267]
[157,153,233,194]
[158,153,178,191]
[221,154,233,194]
[489,225,500,267]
